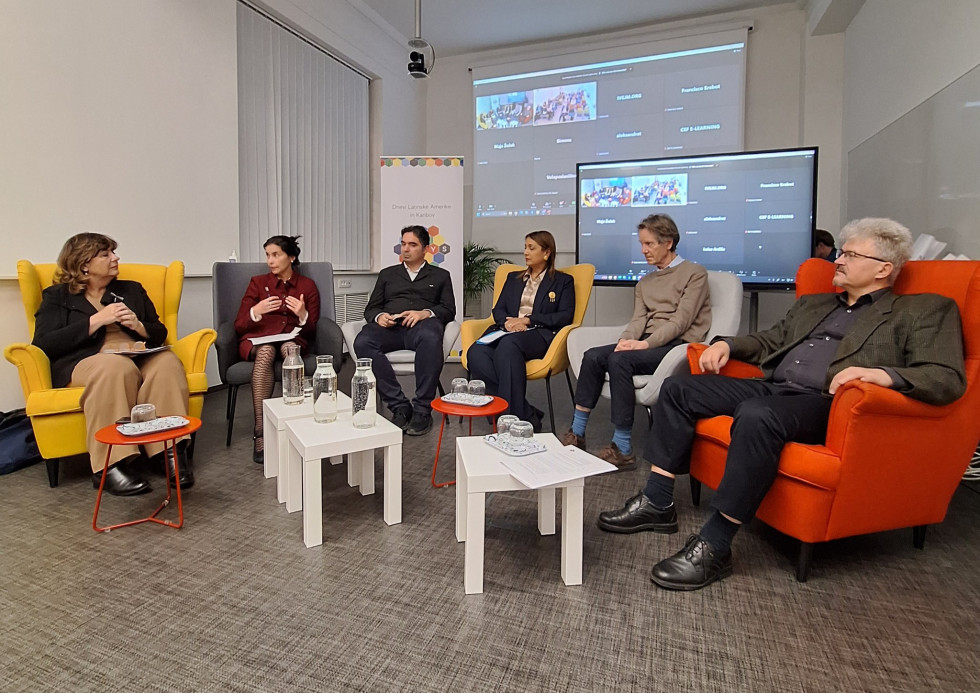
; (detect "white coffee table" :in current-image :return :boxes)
[284,411,402,548]
[263,393,353,504]
[455,433,585,594]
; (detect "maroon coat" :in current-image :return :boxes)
[235,271,320,360]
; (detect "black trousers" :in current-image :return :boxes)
[353,319,446,415]
[644,374,833,523]
[574,340,682,429]
[466,330,549,420]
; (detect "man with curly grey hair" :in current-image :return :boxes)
[598,217,967,590]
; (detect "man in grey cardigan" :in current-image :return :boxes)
[561,214,711,469]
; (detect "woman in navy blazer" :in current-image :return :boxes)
[466,230,576,429]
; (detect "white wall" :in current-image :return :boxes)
[843,0,980,153]
[841,0,980,256]
[0,0,424,412]
[424,3,844,331]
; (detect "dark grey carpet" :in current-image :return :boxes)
[2,362,979,692]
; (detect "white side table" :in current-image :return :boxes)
[285,412,403,548]
[455,433,585,594]
[263,393,353,504]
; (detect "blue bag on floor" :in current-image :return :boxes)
[0,409,42,475]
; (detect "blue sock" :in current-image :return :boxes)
[571,409,589,437]
[642,472,674,509]
[611,427,632,455]
[699,511,740,556]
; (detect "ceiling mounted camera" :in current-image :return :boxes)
[406,0,434,79]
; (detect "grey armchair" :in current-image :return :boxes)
[566,270,743,426]
[212,261,344,445]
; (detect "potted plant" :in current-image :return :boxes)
[462,242,507,317]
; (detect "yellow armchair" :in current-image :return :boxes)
[4,260,216,487]
[460,263,595,431]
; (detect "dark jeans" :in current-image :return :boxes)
[466,330,549,420]
[644,374,833,523]
[574,340,682,429]
[354,319,446,415]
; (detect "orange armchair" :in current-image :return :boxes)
[685,258,980,580]
[4,260,216,487]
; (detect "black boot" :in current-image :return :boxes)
[163,442,194,489]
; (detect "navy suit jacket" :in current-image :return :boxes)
[487,269,576,348]
[364,262,456,325]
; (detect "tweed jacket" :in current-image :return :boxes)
[33,280,168,389]
[486,269,576,347]
[364,262,456,325]
[728,290,966,406]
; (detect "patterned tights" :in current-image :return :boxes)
[251,341,298,452]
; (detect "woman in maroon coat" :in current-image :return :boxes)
[235,235,320,462]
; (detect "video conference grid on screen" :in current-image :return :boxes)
[577,148,817,288]
[473,41,745,222]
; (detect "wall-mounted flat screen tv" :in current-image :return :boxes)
[576,147,817,291]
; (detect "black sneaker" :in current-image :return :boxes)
[406,411,433,436]
[391,406,413,430]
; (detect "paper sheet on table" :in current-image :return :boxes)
[498,445,617,489]
[476,329,507,345]
[249,327,302,345]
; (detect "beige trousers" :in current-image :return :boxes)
[71,351,189,472]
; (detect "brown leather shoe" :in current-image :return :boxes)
[559,429,586,450]
[597,442,637,471]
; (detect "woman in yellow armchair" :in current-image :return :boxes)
[32,233,192,495]
[465,230,576,430]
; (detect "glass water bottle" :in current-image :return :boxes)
[281,343,304,405]
[312,355,338,423]
[351,358,377,428]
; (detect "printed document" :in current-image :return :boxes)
[498,445,616,489]
[249,326,302,345]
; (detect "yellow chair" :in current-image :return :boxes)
[460,263,595,431]
[4,260,216,487]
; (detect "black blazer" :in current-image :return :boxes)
[487,269,576,347]
[364,263,456,325]
[32,280,168,388]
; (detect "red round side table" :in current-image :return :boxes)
[429,396,509,488]
[92,416,202,533]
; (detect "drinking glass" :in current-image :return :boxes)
[496,415,519,437]
[451,377,469,395]
[509,421,533,439]
[467,380,486,396]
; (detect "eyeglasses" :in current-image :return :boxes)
[839,249,888,263]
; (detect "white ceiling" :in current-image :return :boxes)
[356,0,796,57]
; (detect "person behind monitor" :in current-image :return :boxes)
[560,214,711,469]
[235,235,320,463]
[32,233,192,495]
[814,228,839,261]
[598,217,966,591]
[465,230,575,431]
[354,225,456,436]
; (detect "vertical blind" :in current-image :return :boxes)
[237,3,370,269]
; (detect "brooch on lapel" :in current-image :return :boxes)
[548,291,556,303]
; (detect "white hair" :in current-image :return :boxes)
[839,217,913,279]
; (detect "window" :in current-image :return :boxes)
[237,3,370,269]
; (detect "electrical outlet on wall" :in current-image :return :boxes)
[338,279,352,288]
